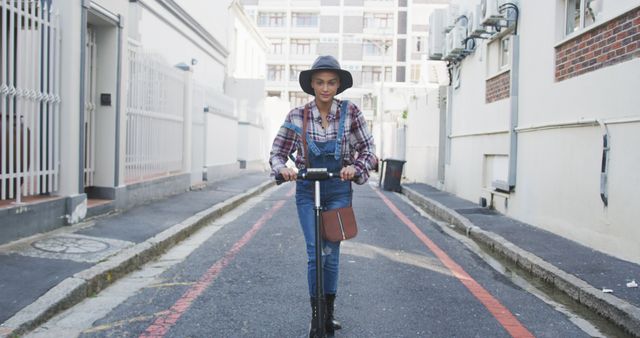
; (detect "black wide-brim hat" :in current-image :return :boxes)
[299,55,353,96]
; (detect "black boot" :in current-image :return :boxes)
[325,294,342,334]
[309,297,323,338]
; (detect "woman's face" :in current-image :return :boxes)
[311,71,340,105]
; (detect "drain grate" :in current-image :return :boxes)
[32,236,110,254]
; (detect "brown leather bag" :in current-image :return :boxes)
[321,207,358,242]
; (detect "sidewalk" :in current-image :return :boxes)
[402,183,640,336]
[0,171,274,338]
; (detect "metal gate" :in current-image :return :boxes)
[1,0,61,202]
[125,43,185,183]
[84,25,96,187]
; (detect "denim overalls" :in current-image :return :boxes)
[295,102,351,296]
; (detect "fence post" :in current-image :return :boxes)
[180,66,193,176]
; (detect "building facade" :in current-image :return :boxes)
[0,0,267,245]
[426,0,640,263]
[240,0,450,159]
[227,0,271,172]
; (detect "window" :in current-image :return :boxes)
[499,37,510,70]
[364,12,393,29]
[363,94,376,110]
[267,91,282,98]
[289,65,308,81]
[290,39,317,55]
[483,155,509,191]
[361,66,392,83]
[565,0,602,35]
[292,12,319,27]
[258,12,286,27]
[413,36,425,53]
[410,64,421,83]
[362,40,392,56]
[289,91,310,107]
[487,36,511,76]
[267,65,284,81]
[270,38,284,54]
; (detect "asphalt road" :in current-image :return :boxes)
[29,183,598,337]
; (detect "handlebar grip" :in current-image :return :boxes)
[275,174,288,185]
[275,170,361,184]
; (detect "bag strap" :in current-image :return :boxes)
[335,100,349,160]
[302,104,310,169]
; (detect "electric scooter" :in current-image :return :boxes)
[276,168,347,338]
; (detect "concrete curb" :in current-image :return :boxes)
[0,180,276,338]
[401,185,640,337]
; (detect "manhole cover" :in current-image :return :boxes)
[32,236,110,254]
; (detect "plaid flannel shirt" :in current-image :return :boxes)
[269,99,377,185]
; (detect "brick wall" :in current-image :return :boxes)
[555,6,640,82]
[486,70,510,103]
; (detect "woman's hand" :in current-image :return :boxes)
[340,165,357,181]
[279,167,298,181]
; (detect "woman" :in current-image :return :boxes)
[269,55,377,336]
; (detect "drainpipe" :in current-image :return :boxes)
[437,86,447,185]
[79,0,89,193]
[507,35,520,191]
[445,76,453,166]
[597,119,610,206]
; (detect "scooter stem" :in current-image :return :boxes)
[314,180,326,337]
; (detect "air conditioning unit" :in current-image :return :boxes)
[450,25,466,55]
[480,0,503,26]
[444,4,459,32]
[443,25,465,60]
[443,30,452,60]
[503,0,519,23]
[492,180,510,193]
[470,4,490,38]
[428,9,446,60]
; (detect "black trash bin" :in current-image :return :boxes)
[379,158,406,192]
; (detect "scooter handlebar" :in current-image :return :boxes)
[275,168,360,185]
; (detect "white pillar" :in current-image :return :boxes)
[55,1,83,196]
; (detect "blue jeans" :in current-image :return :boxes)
[296,178,352,296]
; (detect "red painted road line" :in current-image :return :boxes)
[373,188,535,338]
[139,187,295,338]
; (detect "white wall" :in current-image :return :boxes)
[441,0,640,263]
[128,1,227,88]
[405,88,440,184]
[206,115,239,167]
[47,0,240,195]
[230,16,268,79]
[177,0,232,52]
[508,1,640,263]
[264,97,292,164]
[238,124,267,165]
[226,2,269,169]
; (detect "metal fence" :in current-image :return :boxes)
[125,44,185,183]
[1,0,61,202]
[84,26,96,187]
